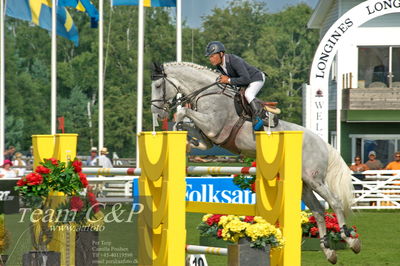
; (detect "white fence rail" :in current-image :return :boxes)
[351,170,400,209]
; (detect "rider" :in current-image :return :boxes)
[205,41,266,130]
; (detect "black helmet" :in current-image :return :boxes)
[205,41,225,57]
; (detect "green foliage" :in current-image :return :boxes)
[15,158,88,208]
[4,1,318,156]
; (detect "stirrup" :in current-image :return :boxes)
[253,117,264,131]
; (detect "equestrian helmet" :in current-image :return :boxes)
[205,41,225,57]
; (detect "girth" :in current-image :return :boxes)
[218,116,246,154]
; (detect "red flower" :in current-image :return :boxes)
[16,178,27,186]
[309,215,317,224]
[47,158,58,165]
[217,229,222,238]
[70,196,84,212]
[244,216,254,223]
[206,214,225,226]
[35,165,51,174]
[25,173,43,185]
[72,160,82,173]
[250,182,256,193]
[310,227,319,236]
[87,192,100,213]
[79,172,88,188]
[251,161,256,167]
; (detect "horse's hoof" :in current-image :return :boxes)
[348,238,361,254]
[323,248,337,264]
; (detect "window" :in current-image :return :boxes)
[350,134,400,166]
[358,46,400,88]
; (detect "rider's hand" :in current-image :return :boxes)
[218,75,230,84]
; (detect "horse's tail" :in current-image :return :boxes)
[325,144,354,217]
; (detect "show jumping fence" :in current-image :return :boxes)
[136,131,303,266]
[32,131,303,266]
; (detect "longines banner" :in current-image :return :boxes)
[306,0,400,141]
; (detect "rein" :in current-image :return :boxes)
[151,74,232,112]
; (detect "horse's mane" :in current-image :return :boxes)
[163,61,219,76]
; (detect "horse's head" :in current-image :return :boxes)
[150,63,178,119]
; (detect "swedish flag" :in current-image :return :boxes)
[58,0,99,28]
[112,0,176,7]
[6,0,79,46]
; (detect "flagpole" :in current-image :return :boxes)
[0,0,5,163]
[51,0,57,134]
[176,0,181,62]
[136,0,144,166]
[175,0,182,111]
[99,0,104,150]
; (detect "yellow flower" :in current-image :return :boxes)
[225,220,249,233]
[253,216,267,224]
[202,214,213,222]
[300,211,311,224]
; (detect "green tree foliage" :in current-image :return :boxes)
[3,1,318,157]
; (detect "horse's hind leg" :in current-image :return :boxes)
[302,184,337,264]
[309,181,361,254]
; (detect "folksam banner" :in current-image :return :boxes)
[133,177,256,204]
[132,177,307,210]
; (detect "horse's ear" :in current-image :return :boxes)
[151,62,165,80]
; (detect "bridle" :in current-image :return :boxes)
[151,66,223,112]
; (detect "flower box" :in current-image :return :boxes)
[228,238,270,266]
[301,237,347,251]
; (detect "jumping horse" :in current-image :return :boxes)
[150,62,361,264]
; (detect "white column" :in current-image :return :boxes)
[176,0,182,62]
[51,0,57,134]
[136,0,144,165]
[176,0,182,110]
[99,0,104,150]
[0,0,5,162]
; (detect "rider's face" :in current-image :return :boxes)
[209,53,223,66]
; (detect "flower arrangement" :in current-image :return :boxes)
[232,161,256,193]
[0,214,10,254]
[197,214,284,250]
[301,211,359,242]
[15,158,88,208]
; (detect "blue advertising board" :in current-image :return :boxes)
[132,177,306,209]
[132,176,255,204]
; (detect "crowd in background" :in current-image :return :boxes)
[0,145,114,178]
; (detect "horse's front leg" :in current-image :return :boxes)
[174,107,226,139]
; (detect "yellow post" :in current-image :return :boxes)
[32,135,55,168]
[256,131,303,266]
[53,134,78,163]
[138,131,187,266]
[31,133,79,266]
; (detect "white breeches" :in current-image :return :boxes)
[244,73,265,103]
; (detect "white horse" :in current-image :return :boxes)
[150,62,361,264]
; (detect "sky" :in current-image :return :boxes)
[182,0,319,28]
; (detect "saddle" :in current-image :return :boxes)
[234,87,280,128]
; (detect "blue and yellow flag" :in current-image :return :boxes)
[112,0,176,7]
[6,0,79,46]
[58,0,99,28]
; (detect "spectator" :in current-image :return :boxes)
[385,152,400,170]
[365,150,383,170]
[0,160,17,178]
[349,156,369,172]
[98,147,113,168]
[86,147,99,166]
[3,146,16,160]
[13,152,27,177]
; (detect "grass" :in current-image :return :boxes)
[2,209,400,265]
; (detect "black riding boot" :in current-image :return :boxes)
[249,100,263,131]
